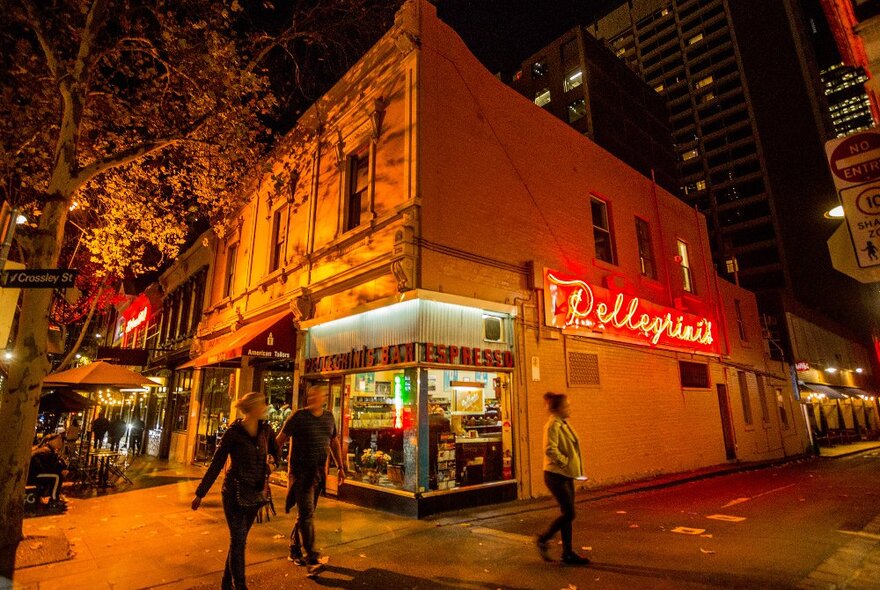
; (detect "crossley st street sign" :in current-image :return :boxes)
[825,130,880,269]
[0,269,78,288]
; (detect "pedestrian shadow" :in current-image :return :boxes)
[586,561,788,589]
[310,565,534,590]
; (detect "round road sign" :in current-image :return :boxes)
[830,131,880,184]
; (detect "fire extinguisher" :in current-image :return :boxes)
[502,450,512,480]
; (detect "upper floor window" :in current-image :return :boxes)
[695,75,714,89]
[635,217,657,279]
[677,239,694,293]
[561,38,579,64]
[224,243,238,298]
[568,98,587,123]
[345,149,370,232]
[270,208,287,272]
[591,197,616,264]
[534,88,552,107]
[532,60,548,78]
[563,69,583,92]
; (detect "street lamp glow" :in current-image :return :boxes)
[15,214,27,225]
[824,205,844,219]
[856,367,864,374]
[95,333,102,339]
[3,351,12,361]
[825,367,838,373]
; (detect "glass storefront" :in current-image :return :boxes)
[194,368,234,463]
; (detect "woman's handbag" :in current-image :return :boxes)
[233,477,270,508]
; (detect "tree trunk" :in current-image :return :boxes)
[0,194,70,580]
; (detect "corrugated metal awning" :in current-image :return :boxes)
[799,382,849,399]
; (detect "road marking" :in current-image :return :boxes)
[836,529,880,541]
[671,526,706,535]
[470,526,532,544]
[752,483,796,499]
[706,514,747,523]
[722,498,750,508]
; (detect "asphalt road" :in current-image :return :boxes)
[186,450,880,590]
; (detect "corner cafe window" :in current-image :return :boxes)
[339,368,514,492]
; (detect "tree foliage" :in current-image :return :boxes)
[0,0,399,578]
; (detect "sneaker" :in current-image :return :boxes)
[535,536,552,562]
[306,562,324,576]
[561,552,591,566]
[288,546,305,565]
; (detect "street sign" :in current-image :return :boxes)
[840,181,880,268]
[827,130,880,184]
[825,130,880,269]
[0,268,78,288]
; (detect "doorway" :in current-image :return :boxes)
[716,383,737,460]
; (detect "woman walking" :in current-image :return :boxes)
[192,392,279,589]
[535,391,590,565]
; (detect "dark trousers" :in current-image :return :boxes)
[291,473,322,561]
[539,471,576,554]
[221,492,260,590]
[290,482,320,554]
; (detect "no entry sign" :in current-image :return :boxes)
[828,131,880,184]
[826,130,880,269]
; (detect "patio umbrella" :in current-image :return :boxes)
[39,389,92,413]
[42,361,154,388]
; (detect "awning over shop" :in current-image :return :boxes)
[799,382,849,399]
[180,310,294,369]
[832,386,877,399]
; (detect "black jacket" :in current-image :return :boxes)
[195,420,279,497]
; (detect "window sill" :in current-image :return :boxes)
[591,257,619,272]
[638,274,665,290]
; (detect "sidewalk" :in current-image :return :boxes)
[14,448,872,590]
[817,440,880,458]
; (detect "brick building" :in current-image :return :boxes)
[182,1,810,515]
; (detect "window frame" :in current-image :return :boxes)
[738,370,753,426]
[591,196,617,265]
[679,361,709,389]
[269,207,287,272]
[563,68,584,92]
[223,243,238,299]
[344,147,370,233]
[734,299,748,341]
[635,217,657,279]
[677,239,695,293]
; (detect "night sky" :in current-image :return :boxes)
[434,1,620,76]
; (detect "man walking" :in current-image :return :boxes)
[276,384,345,576]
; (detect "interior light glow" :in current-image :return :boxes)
[15,214,27,225]
[856,367,864,373]
[825,367,838,373]
[825,205,844,218]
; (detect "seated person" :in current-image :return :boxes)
[29,434,69,508]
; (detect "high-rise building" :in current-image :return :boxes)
[510,27,678,193]
[821,63,874,136]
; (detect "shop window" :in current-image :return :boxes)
[568,98,587,123]
[534,88,551,107]
[194,368,234,463]
[170,370,193,432]
[345,148,370,232]
[591,197,616,264]
[756,376,770,423]
[635,217,657,279]
[568,352,600,386]
[564,69,583,92]
[269,207,287,272]
[734,299,747,341]
[223,243,238,298]
[677,239,694,293]
[738,371,753,425]
[679,361,709,388]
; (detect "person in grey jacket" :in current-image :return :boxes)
[535,391,590,565]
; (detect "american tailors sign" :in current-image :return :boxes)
[544,270,719,354]
[305,342,515,374]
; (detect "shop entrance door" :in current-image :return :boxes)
[298,376,345,495]
[716,384,736,460]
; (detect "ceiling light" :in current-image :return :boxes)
[856,367,864,374]
[825,367,838,373]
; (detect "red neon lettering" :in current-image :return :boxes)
[461,347,472,365]
[502,351,514,367]
[381,346,390,364]
[493,350,502,367]
[437,345,448,363]
[449,346,459,364]
[482,349,493,366]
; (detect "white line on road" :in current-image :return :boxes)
[470,526,533,544]
[752,483,797,499]
[722,498,750,508]
[706,514,747,522]
[836,529,880,541]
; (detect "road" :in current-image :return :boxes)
[184,451,880,590]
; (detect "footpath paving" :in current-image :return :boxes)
[12,443,880,590]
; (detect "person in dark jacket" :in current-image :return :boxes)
[29,434,68,509]
[192,392,278,590]
[91,413,111,449]
[108,416,127,451]
[129,416,146,454]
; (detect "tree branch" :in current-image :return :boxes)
[22,0,63,82]
[73,0,109,83]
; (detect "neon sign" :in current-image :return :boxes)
[123,295,151,335]
[125,307,149,334]
[545,270,718,354]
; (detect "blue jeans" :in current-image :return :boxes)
[221,492,260,590]
[540,471,576,554]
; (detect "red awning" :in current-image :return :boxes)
[180,310,294,369]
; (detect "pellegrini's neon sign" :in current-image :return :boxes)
[545,271,718,354]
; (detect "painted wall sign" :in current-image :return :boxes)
[304,342,514,374]
[544,269,719,354]
[795,361,810,372]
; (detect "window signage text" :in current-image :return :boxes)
[304,342,514,373]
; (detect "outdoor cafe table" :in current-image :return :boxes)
[88,449,120,489]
